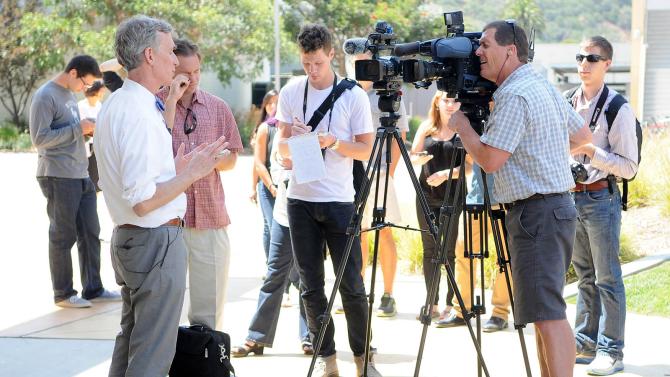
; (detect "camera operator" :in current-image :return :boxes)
[445,21,592,377]
[276,24,378,377]
[568,36,638,376]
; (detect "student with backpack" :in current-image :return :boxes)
[568,36,639,376]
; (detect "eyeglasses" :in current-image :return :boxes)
[79,77,93,89]
[183,108,198,135]
[505,19,517,47]
[576,54,606,63]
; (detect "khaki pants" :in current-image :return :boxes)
[183,227,231,331]
[453,213,512,320]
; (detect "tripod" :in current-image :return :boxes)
[306,91,488,376]
[412,134,533,376]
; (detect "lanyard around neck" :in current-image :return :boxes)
[583,85,609,131]
[302,73,337,133]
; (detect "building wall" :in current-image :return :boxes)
[643,8,670,121]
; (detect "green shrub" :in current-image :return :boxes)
[395,229,424,274]
[0,122,32,151]
[407,116,423,143]
[627,130,670,209]
[234,108,260,150]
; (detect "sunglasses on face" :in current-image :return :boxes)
[184,108,198,135]
[576,54,606,63]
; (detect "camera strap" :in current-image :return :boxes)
[302,75,358,132]
[569,85,609,132]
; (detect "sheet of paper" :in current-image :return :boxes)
[287,132,326,184]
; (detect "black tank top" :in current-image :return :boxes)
[264,124,277,171]
[419,134,463,206]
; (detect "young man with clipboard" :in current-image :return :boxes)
[276,23,376,377]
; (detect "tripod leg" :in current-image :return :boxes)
[410,143,491,377]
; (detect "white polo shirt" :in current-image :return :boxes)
[94,79,186,227]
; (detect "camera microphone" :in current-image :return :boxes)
[343,38,369,55]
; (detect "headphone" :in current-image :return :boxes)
[507,50,513,56]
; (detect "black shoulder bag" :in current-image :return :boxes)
[169,324,235,377]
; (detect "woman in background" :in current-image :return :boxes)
[78,81,106,192]
[250,90,279,264]
[411,91,465,325]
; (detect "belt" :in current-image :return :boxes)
[572,179,609,192]
[118,217,183,229]
[503,192,567,210]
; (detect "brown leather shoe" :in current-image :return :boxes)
[231,341,264,357]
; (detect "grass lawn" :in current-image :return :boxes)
[567,261,670,317]
[623,261,670,317]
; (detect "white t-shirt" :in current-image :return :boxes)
[78,99,102,157]
[78,99,101,120]
[270,135,290,227]
[276,76,373,202]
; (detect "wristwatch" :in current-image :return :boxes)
[327,138,340,150]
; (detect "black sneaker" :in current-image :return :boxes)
[376,293,397,317]
[435,313,466,328]
[482,316,508,333]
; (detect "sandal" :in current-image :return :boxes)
[231,341,264,357]
[302,340,314,355]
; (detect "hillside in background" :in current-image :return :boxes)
[432,0,631,43]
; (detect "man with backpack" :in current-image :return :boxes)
[276,24,378,377]
[568,36,639,376]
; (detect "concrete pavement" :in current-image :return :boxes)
[0,152,668,377]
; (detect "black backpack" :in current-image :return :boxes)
[565,86,642,210]
[169,324,235,377]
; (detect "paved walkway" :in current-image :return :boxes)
[0,152,668,377]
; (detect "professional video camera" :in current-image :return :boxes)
[346,11,497,133]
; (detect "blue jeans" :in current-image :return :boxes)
[247,220,309,346]
[572,187,625,360]
[287,199,368,357]
[258,182,275,261]
[37,177,103,302]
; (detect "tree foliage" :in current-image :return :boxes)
[434,0,631,43]
[281,0,445,75]
[0,0,275,127]
[502,0,545,35]
[53,0,275,84]
[0,1,78,130]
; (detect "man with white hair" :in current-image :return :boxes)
[94,15,228,377]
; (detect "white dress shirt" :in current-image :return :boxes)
[94,79,186,227]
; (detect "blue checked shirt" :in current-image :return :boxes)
[480,64,584,203]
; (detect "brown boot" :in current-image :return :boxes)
[315,353,339,377]
[354,352,382,377]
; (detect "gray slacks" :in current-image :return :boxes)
[108,225,187,377]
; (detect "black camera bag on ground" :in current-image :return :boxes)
[169,324,235,377]
[565,86,643,210]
